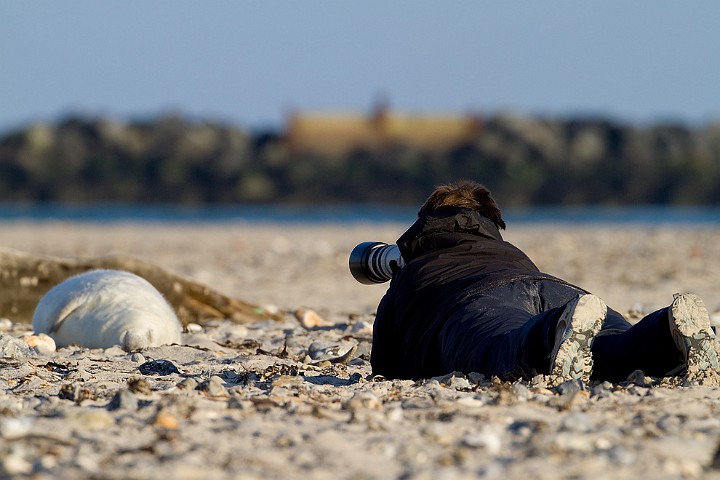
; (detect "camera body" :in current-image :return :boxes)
[349,242,405,284]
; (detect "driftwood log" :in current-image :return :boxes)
[0,248,283,325]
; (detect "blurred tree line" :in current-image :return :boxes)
[1,113,720,206]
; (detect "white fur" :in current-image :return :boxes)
[33,269,182,351]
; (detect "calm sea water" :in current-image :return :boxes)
[0,203,720,226]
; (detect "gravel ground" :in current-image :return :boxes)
[2,221,720,479]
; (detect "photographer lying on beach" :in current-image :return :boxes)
[368,180,719,384]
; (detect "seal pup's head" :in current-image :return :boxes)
[32,269,182,351]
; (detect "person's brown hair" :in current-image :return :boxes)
[418,180,506,229]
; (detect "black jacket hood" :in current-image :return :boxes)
[397,207,503,263]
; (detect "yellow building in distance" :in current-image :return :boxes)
[285,104,483,156]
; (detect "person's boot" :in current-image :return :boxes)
[549,294,607,385]
[668,293,720,385]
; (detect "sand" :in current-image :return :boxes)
[2,221,720,479]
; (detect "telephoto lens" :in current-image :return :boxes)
[349,242,405,284]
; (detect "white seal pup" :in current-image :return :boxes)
[33,269,182,351]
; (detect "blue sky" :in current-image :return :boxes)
[2,2,719,134]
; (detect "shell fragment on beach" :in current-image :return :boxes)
[23,333,56,354]
[294,308,330,329]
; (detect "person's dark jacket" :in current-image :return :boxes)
[370,207,576,379]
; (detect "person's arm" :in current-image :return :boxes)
[370,292,403,378]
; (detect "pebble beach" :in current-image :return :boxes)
[3,221,720,479]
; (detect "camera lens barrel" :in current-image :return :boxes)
[349,242,405,284]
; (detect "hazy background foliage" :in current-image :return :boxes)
[2,113,720,207]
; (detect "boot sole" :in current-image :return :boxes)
[670,293,720,384]
[550,294,606,384]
